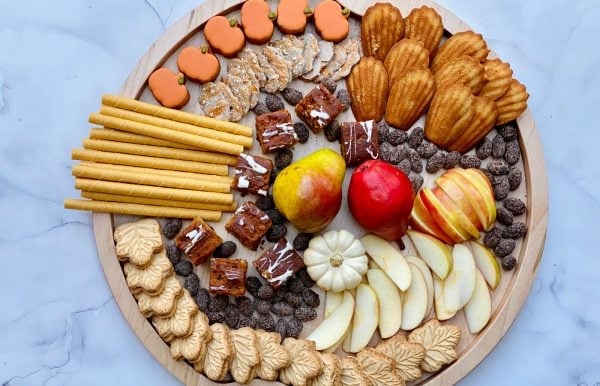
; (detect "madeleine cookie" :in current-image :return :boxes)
[152,290,198,341]
[279,338,324,386]
[255,330,291,381]
[431,31,489,73]
[448,95,498,153]
[114,218,163,268]
[230,327,261,384]
[199,323,233,381]
[376,334,426,382]
[340,356,371,386]
[408,319,461,373]
[385,68,435,130]
[495,78,529,125]
[478,58,513,101]
[170,312,211,363]
[384,39,429,84]
[123,249,173,295]
[135,274,183,317]
[361,3,404,60]
[404,6,444,60]
[357,348,405,386]
[346,56,389,122]
[425,84,475,149]
[309,352,341,386]
[434,55,485,93]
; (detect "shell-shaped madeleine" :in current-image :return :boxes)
[435,55,485,94]
[431,31,489,73]
[362,3,405,60]
[448,96,498,153]
[425,84,475,149]
[405,6,444,60]
[478,59,514,101]
[385,68,435,130]
[495,78,529,125]
[384,39,429,83]
[347,56,389,122]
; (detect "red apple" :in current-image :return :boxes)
[348,160,415,241]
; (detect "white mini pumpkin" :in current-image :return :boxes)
[303,229,368,292]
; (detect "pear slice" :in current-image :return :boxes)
[433,275,457,320]
[401,264,429,330]
[325,291,345,318]
[324,324,351,353]
[307,291,355,350]
[342,318,353,352]
[361,234,412,291]
[407,230,453,280]
[464,269,492,333]
[405,255,434,317]
[367,269,403,339]
[469,241,501,290]
[349,284,379,353]
[443,244,477,312]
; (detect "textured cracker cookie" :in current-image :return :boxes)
[229,327,261,384]
[198,323,233,381]
[376,334,426,382]
[255,330,291,381]
[339,357,370,386]
[135,274,183,317]
[357,348,405,386]
[308,352,341,386]
[170,312,211,362]
[408,319,461,372]
[279,338,323,386]
[114,218,163,268]
[152,290,198,342]
[123,249,173,295]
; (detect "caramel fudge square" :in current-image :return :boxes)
[295,84,344,133]
[233,153,273,196]
[255,110,298,153]
[253,238,305,288]
[209,258,248,297]
[225,201,272,251]
[339,120,380,166]
[175,218,223,265]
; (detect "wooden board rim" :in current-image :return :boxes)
[92,0,549,385]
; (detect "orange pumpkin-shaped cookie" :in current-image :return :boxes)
[277,0,312,35]
[204,16,246,57]
[241,0,276,44]
[148,68,189,109]
[314,0,350,42]
[177,45,220,84]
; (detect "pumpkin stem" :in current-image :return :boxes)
[330,254,344,267]
[229,18,238,27]
[268,11,277,20]
[341,7,351,17]
[303,6,313,15]
[200,44,208,54]
[177,73,185,85]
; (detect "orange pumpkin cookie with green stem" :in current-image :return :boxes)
[204,16,246,58]
[177,45,220,84]
[314,0,350,42]
[148,68,189,109]
[241,0,276,44]
[277,0,312,35]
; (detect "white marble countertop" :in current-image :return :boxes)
[1,0,599,385]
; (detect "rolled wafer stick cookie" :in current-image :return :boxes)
[75,178,234,205]
[72,164,231,193]
[89,113,243,155]
[89,128,198,150]
[82,139,237,166]
[64,199,221,220]
[80,191,238,212]
[102,94,253,137]
[100,106,253,149]
[72,149,229,176]
[79,162,233,185]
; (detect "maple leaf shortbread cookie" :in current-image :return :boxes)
[152,290,198,342]
[198,323,233,381]
[255,329,291,381]
[123,249,173,295]
[229,327,261,384]
[134,274,183,318]
[375,334,426,382]
[356,348,405,386]
[169,312,211,363]
[114,218,163,268]
[339,356,370,386]
[308,352,341,386]
[279,338,323,386]
[408,319,461,372]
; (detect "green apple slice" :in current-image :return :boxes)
[433,275,457,321]
[469,241,502,290]
[407,230,453,279]
[464,269,492,333]
[307,290,354,350]
[401,264,428,330]
[443,244,477,312]
[361,234,412,291]
[349,284,379,353]
[405,255,434,317]
[367,269,402,339]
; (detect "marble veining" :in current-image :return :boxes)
[1,0,599,385]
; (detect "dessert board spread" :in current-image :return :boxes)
[65,0,548,384]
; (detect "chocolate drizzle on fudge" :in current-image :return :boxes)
[253,238,305,288]
[225,201,272,251]
[339,120,380,166]
[175,218,223,265]
[209,258,248,297]
[295,84,344,133]
[233,153,273,196]
[255,110,299,153]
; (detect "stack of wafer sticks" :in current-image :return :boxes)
[64,94,253,221]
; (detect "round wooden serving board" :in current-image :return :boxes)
[92,0,549,385]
